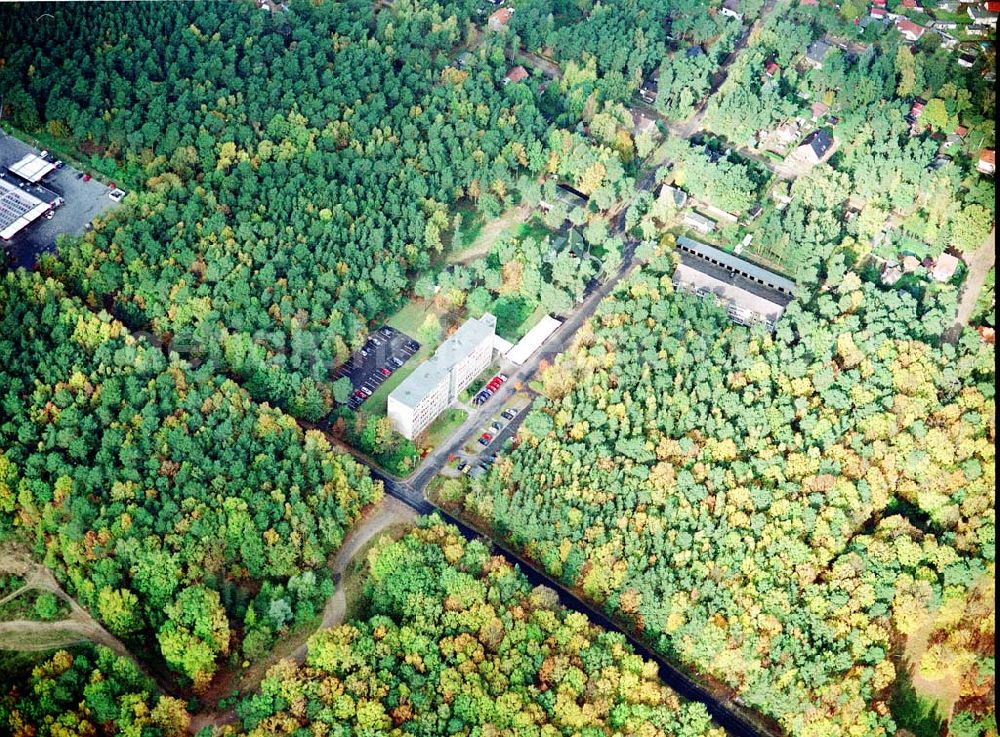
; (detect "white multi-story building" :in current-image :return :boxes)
[388,314,496,440]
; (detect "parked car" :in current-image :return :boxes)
[360,386,373,396]
[55,160,64,169]
[501,409,515,420]
[82,173,91,182]
[490,422,501,433]
[109,189,126,202]
[457,461,467,472]
[478,437,489,446]
[498,373,508,382]
[380,367,391,376]
[481,432,492,441]
[355,389,366,398]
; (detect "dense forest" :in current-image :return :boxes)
[458,247,995,736]
[1,519,726,737]
[0,1,552,421]
[0,646,190,737]
[237,517,723,737]
[0,271,381,689]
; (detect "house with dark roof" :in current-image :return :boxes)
[787,128,834,167]
[639,71,659,103]
[685,44,706,58]
[804,39,833,69]
[967,5,998,26]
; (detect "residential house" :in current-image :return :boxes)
[932,19,958,29]
[965,22,990,34]
[660,184,689,208]
[683,211,717,234]
[639,71,659,104]
[895,17,926,40]
[747,202,763,220]
[909,99,925,119]
[686,44,706,58]
[930,253,960,282]
[721,0,744,21]
[631,109,659,137]
[958,52,977,67]
[901,0,924,11]
[936,31,958,48]
[871,6,888,18]
[872,0,886,7]
[811,100,830,120]
[804,39,833,69]
[504,65,529,84]
[488,7,513,31]
[978,149,996,175]
[936,0,957,9]
[944,125,967,148]
[758,120,802,152]
[764,60,780,77]
[787,128,834,167]
[967,5,998,26]
[800,0,819,6]
[902,255,921,272]
[881,263,903,285]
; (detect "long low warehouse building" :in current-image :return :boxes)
[0,177,51,241]
[504,314,562,365]
[672,237,795,330]
[8,153,57,184]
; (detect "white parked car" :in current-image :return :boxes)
[109,189,126,202]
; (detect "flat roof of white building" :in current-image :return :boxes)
[8,154,56,184]
[389,313,497,410]
[505,314,562,365]
[0,177,50,240]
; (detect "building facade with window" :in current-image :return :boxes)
[388,314,497,439]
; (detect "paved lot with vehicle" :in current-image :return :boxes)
[333,326,419,410]
[0,134,121,269]
[457,396,532,475]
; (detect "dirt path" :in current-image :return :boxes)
[448,204,531,265]
[0,547,144,667]
[947,226,995,342]
[189,496,417,733]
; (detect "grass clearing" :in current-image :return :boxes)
[417,408,468,452]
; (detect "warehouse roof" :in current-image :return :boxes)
[8,154,56,184]
[0,177,50,240]
[676,236,797,295]
[506,314,562,365]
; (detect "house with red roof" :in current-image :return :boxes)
[504,65,529,84]
[764,60,780,77]
[901,0,924,11]
[895,17,926,40]
[488,7,514,31]
[978,149,996,175]
[871,6,887,17]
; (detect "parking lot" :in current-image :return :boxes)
[332,326,419,410]
[456,397,532,476]
[0,134,121,269]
